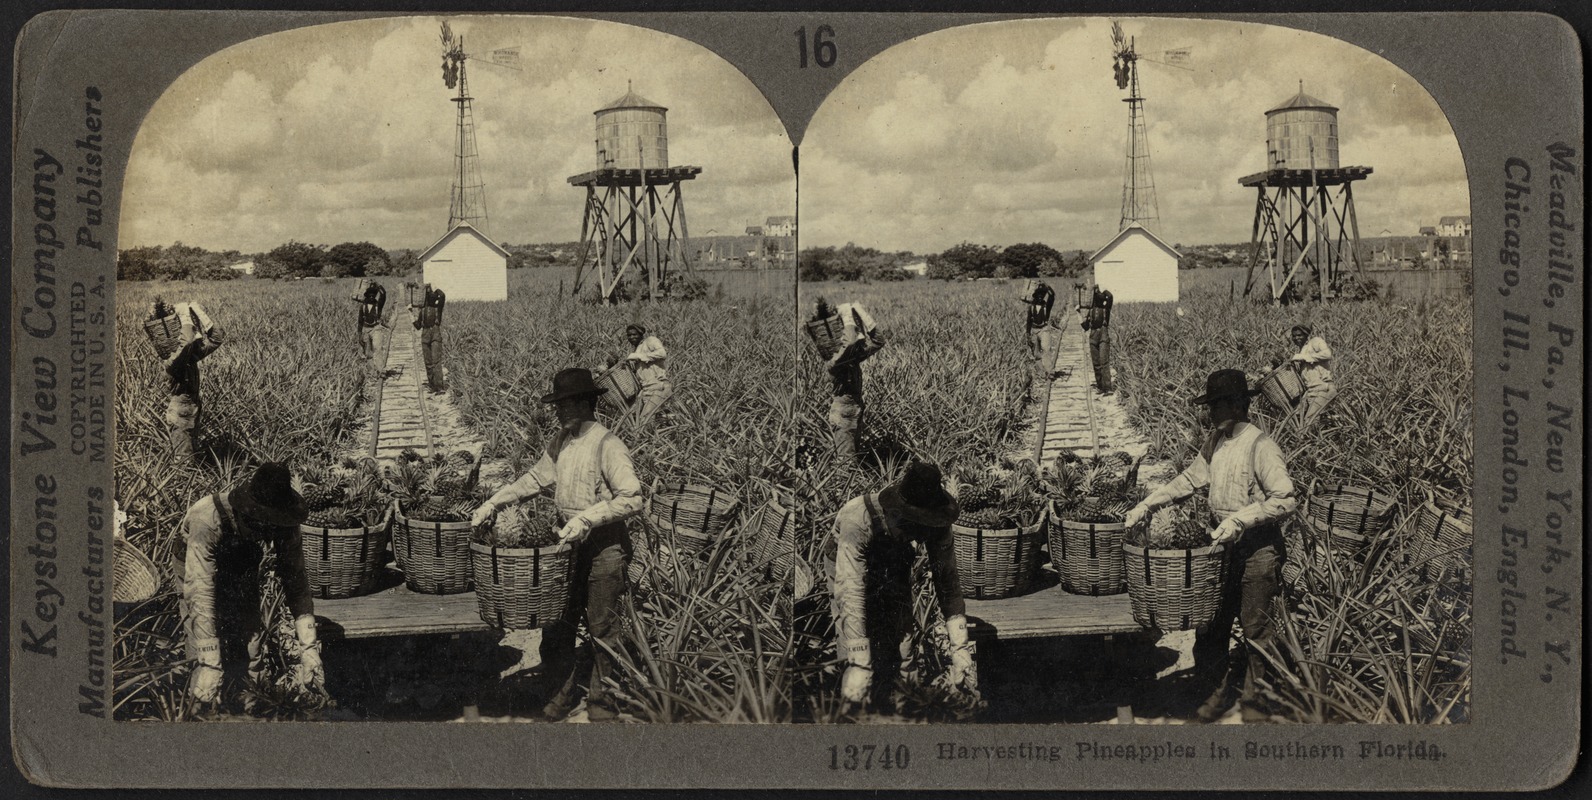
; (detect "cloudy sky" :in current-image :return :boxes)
[121,16,794,253]
[801,17,1470,253]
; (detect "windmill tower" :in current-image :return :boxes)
[568,83,701,303]
[438,22,519,232]
[1239,83,1373,303]
[1112,22,1159,231]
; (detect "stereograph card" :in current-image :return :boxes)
[6,3,1583,791]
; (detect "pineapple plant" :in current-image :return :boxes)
[472,497,562,549]
[1046,451,1146,524]
[389,452,485,523]
[298,459,388,529]
[953,462,1043,530]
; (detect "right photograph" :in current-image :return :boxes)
[792,17,1472,725]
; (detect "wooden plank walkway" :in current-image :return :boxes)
[1036,318,1150,466]
[371,321,435,461]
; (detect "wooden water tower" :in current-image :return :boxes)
[569,83,701,302]
[1240,84,1373,303]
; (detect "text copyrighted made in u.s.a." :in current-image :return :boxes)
[6,3,1583,792]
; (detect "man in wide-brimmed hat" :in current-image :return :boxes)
[1124,369,1298,723]
[1078,283,1114,394]
[622,323,673,424]
[174,462,322,710]
[827,462,976,710]
[472,367,644,722]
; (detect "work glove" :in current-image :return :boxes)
[1123,502,1151,529]
[945,615,976,689]
[470,500,499,529]
[1212,517,1245,547]
[840,665,872,705]
[558,515,593,544]
[188,664,222,704]
[295,645,326,694]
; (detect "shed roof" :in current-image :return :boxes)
[418,221,511,263]
[1438,215,1471,225]
[1088,223,1183,264]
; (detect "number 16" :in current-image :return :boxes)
[796,25,837,68]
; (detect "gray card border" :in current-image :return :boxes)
[8,6,1585,791]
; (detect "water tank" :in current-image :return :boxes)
[594,86,669,170]
[1264,88,1340,170]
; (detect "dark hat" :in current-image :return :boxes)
[625,323,646,336]
[540,367,608,404]
[879,462,960,528]
[1290,324,1312,337]
[1190,368,1260,406]
[228,462,307,528]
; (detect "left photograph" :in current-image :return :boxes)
[112,15,797,723]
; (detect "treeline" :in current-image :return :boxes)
[116,238,588,281]
[797,244,918,281]
[800,241,1093,282]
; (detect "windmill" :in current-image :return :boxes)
[438,21,520,232]
[1110,21,1191,232]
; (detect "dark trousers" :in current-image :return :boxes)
[539,525,630,713]
[420,326,445,390]
[863,582,917,710]
[1195,526,1285,702]
[1089,328,1113,392]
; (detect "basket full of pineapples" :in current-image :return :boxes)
[297,459,392,599]
[1044,451,1146,596]
[950,465,1047,600]
[387,449,485,595]
[470,498,574,630]
[1122,496,1225,631]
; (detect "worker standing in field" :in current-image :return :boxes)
[827,306,885,460]
[174,462,324,713]
[471,368,644,723]
[1287,325,1337,428]
[1021,280,1057,360]
[165,307,225,458]
[828,461,977,712]
[1124,369,1298,723]
[623,324,673,424]
[410,284,446,393]
[351,280,388,361]
[1078,283,1114,394]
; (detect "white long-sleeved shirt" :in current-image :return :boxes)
[1143,421,1298,532]
[486,421,643,526]
[1291,336,1334,387]
[627,335,669,388]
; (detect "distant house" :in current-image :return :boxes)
[1419,226,1437,237]
[1087,223,1181,303]
[900,260,928,277]
[765,216,796,237]
[227,260,255,276]
[1437,216,1471,237]
[745,225,764,236]
[418,221,509,302]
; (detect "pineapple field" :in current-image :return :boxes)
[792,273,1473,724]
[113,268,798,722]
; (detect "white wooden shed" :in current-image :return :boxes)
[418,222,509,302]
[1087,223,1181,303]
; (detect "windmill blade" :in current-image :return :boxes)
[1111,20,1127,54]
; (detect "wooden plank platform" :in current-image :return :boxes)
[313,568,489,641]
[965,577,1142,641]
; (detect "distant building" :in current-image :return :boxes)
[419,221,509,302]
[765,216,795,237]
[1437,216,1471,237]
[1419,226,1437,237]
[745,225,764,236]
[900,260,928,277]
[1087,223,1181,303]
[227,260,255,276]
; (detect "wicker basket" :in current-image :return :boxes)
[1306,485,1396,551]
[1258,365,1305,411]
[143,314,185,359]
[597,366,641,407]
[951,518,1047,600]
[1049,504,1127,596]
[627,530,678,593]
[113,538,163,604]
[299,513,391,599]
[805,314,847,359]
[392,502,474,595]
[471,541,574,630]
[648,482,739,555]
[750,500,796,580]
[1412,501,1472,579]
[1123,542,1228,631]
